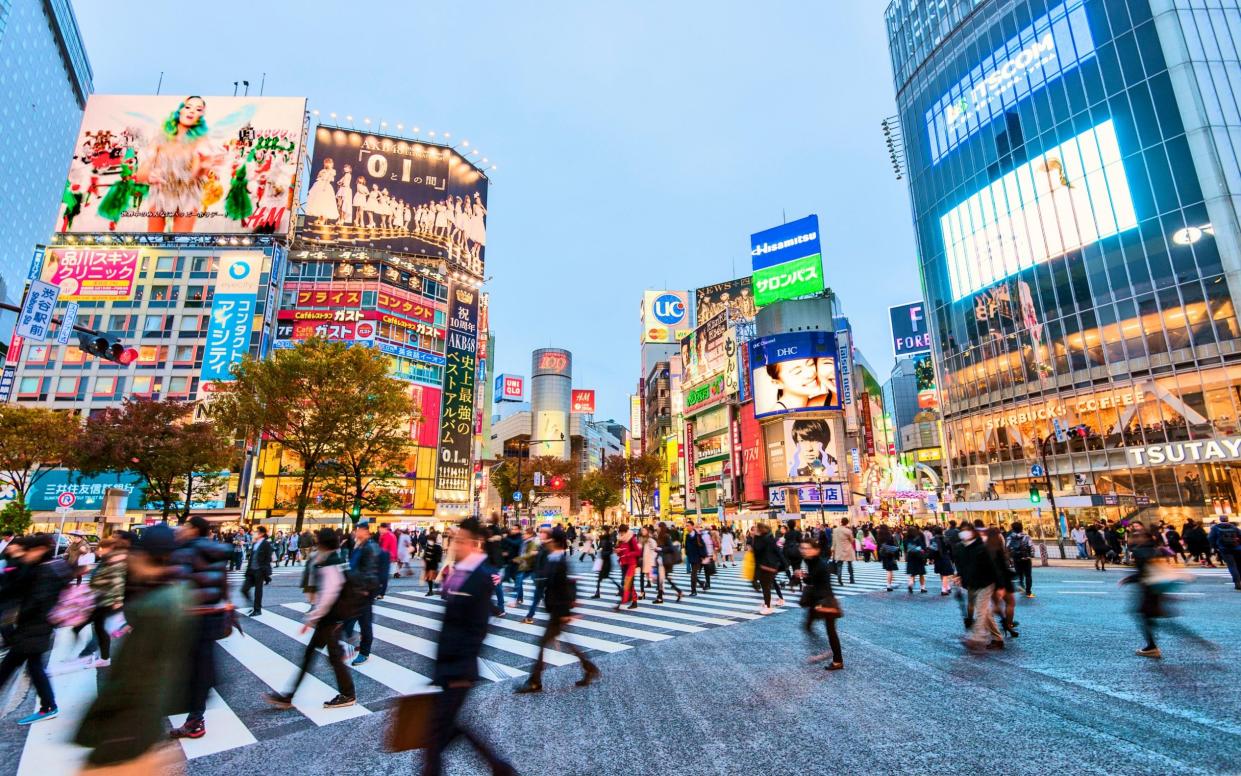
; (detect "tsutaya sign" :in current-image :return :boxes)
[1128,437,1241,466]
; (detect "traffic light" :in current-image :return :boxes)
[550,476,565,492]
[76,331,138,365]
[1029,486,1042,504]
[351,503,362,520]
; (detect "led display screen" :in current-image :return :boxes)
[941,119,1137,301]
[925,0,1095,164]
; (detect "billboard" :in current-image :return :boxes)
[201,252,264,384]
[57,95,305,235]
[630,395,643,443]
[533,348,571,377]
[914,353,939,410]
[435,284,480,502]
[739,402,766,503]
[926,0,1095,163]
[640,290,690,344]
[750,215,824,307]
[768,483,847,509]
[696,277,756,322]
[942,119,1137,300]
[534,410,568,456]
[40,248,138,301]
[679,311,728,385]
[890,301,932,358]
[571,389,596,414]
[495,374,525,402]
[779,415,846,482]
[749,331,840,418]
[684,373,727,415]
[302,126,488,268]
[276,312,376,343]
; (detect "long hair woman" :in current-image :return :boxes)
[876,524,899,591]
[985,527,1018,639]
[136,96,216,233]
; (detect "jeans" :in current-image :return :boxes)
[0,647,54,710]
[1076,542,1088,559]
[343,599,374,656]
[833,560,855,585]
[1222,551,1241,588]
[288,621,353,698]
[510,570,528,602]
[525,582,545,619]
[422,685,512,776]
[1014,558,1033,593]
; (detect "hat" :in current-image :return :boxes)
[138,523,178,558]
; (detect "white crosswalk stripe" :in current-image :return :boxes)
[12,557,907,772]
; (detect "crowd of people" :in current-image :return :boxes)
[1,509,1236,773]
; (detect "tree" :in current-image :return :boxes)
[603,451,664,517]
[212,338,415,532]
[76,399,236,522]
[0,405,79,511]
[577,470,621,521]
[0,501,33,535]
[489,454,577,513]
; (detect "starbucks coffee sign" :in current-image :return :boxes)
[1127,437,1241,465]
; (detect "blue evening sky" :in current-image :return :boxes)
[75,1,919,425]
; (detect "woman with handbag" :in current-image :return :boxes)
[876,525,900,591]
[752,522,784,615]
[798,538,843,671]
[654,524,683,604]
[903,525,928,594]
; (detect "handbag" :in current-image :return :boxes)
[384,692,436,752]
[740,550,755,581]
[592,557,603,573]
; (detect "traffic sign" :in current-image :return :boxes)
[56,491,76,509]
[1030,464,1045,478]
[512,491,523,502]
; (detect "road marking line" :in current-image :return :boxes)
[169,689,257,759]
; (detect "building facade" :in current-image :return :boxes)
[887,0,1241,534]
[0,0,92,332]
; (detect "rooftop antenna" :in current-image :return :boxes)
[243,80,250,96]
[259,72,266,96]
[155,71,164,95]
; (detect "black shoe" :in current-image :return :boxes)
[626,601,638,610]
[825,661,844,671]
[963,616,974,629]
[1004,625,1020,638]
[590,593,601,599]
[247,609,261,616]
[676,592,683,602]
[263,691,293,709]
[514,681,542,694]
[985,639,1004,650]
[169,718,206,738]
[653,597,664,604]
[323,694,356,709]
[575,664,601,687]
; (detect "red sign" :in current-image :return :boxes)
[290,319,376,341]
[537,351,570,374]
[409,384,442,448]
[294,285,363,308]
[571,389,596,414]
[739,402,767,503]
[377,289,437,322]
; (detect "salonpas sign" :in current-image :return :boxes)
[1128,437,1241,465]
[753,253,824,307]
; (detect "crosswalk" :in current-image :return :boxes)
[8,559,899,771]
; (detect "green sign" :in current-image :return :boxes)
[685,373,725,413]
[753,253,824,306]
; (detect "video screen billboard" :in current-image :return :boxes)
[302,127,488,268]
[941,119,1137,301]
[914,354,939,410]
[695,277,756,322]
[749,331,840,418]
[779,415,846,482]
[641,290,690,344]
[57,95,306,235]
[890,301,932,357]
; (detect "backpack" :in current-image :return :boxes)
[905,541,924,559]
[1007,534,1033,560]
[1218,523,1240,550]
[49,582,93,629]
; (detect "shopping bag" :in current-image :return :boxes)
[740,550,755,581]
[592,557,603,573]
[384,692,436,752]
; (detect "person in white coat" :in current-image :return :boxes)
[720,530,736,566]
[831,517,857,585]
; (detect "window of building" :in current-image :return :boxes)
[179,314,200,332]
[25,345,49,365]
[108,314,131,332]
[155,256,175,273]
[94,376,117,395]
[151,285,171,302]
[18,377,40,395]
[186,285,205,302]
[63,345,87,365]
[55,376,79,396]
[131,375,154,395]
[144,314,165,332]
[174,344,197,363]
[166,376,189,395]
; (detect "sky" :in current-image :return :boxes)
[74,0,920,425]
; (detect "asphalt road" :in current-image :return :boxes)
[4,562,1239,776]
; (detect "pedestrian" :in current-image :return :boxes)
[592,531,621,598]
[639,525,657,600]
[783,520,803,588]
[515,528,600,694]
[342,521,381,665]
[241,525,273,616]
[929,525,955,595]
[654,523,684,604]
[420,518,516,776]
[752,522,785,615]
[1006,521,1035,597]
[1183,519,1212,566]
[74,523,191,772]
[1071,523,1088,560]
[423,533,444,596]
[265,528,359,710]
[500,526,522,597]
[376,523,395,599]
[1207,516,1241,590]
[298,528,314,563]
[513,528,538,605]
[1105,521,1125,565]
[831,517,856,585]
[987,526,1019,639]
[953,523,1005,651]
[876,524,899,591]
[397,528,413,577]
[720,528,736,566]
[1087,523,1111,570]
[578,530,596,562]
[859,528,876,562]
[614,525,640,611]
[0,534,69,725]
[799,538,843,671]
[1164,523,1187,564]
[903,525,928,594]
[168,515,234,740]
[520,527,551,624]
[74,536,127,668]
[684,520,709,594]
[284,531,300,567]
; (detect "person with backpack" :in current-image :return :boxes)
[876,524,900,591]
[798,537,843,671]
[515,528,600,694]
[654,523,684,604]
[1208,516,1241,590]
[0,534,69,725]
[265,528,358,709]
[342,521,382,665]
[1007,521,1035,597]
[752,522,785,615]
[422,533,444,596]
[902,525,928,594]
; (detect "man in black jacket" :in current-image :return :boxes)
[342,522,381,665]
[241,525,273,616]
[423,518,514,776]
[170,516,234,740]
[515,528,599,694]
[0,534,68,725]
[953,523,1003,650]
[684,520,709,594]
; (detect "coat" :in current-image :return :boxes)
[830,526,856,562]
[615,535,641,568]
[752,532,783,572]
[541,553,575,618]
[433,561,496,685]
[1,558,70,652]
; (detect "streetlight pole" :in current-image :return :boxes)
[1039,431,1067,559]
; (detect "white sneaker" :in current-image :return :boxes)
[758,606,774,615]
[92,658,111,668]
[775,598,785,606]
[341,642,356,661]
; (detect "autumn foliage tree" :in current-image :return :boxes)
[602,451,664,517]
[0,406,80,532]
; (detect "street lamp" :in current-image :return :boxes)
[809,459,827,528]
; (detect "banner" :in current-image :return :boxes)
[641,290,690,344]
[571,389,596,414]
[434,284,480,502]
[57,95,305,235]
[696,277,756,322]
[41,248,138,300]
[739,402,766,503]
[302,126,488,269]
[749,331,841,418]
[201,252,263,384]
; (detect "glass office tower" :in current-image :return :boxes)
[887,0,1241,531]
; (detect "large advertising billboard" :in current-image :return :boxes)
[942,119,1137,301]
[926,0,1095,164]
[201,252,264,384]
[749,331,840,418]
[695,277,756,322]
[302,127,488,268]
[750,215,824,308]
[890,301,932,358]
[640,290,690,344]
[495,374,525,402]
[434,284,480,502]
[776,415,847,482]
[40,248,138,300]
[57,95,305,235]
[571,389,596,414]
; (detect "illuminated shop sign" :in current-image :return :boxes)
[1128,437,1241,466]
[926,0,1095,163]
[984,388,1148,430]
[942,119,1137,301]
[889,301,931,357]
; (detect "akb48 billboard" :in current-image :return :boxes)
[57,95,306,235]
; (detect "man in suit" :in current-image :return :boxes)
[514,528,599,693]
[241,525,272,616]
[423,518,514,776]
[684,520,708,595]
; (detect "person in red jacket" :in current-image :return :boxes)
[613,526,641,611]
